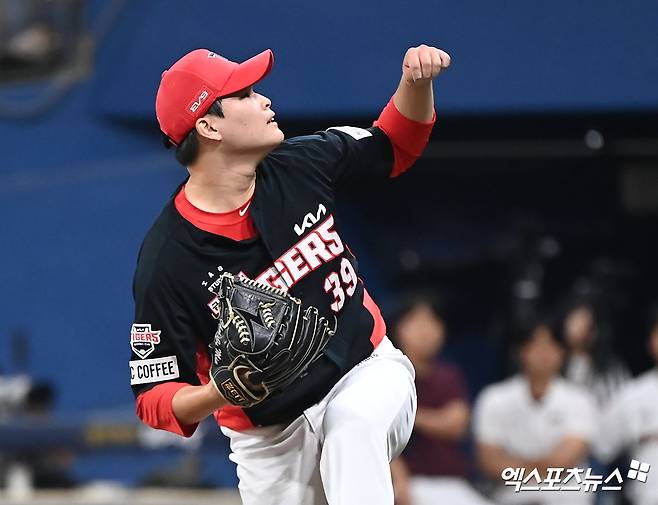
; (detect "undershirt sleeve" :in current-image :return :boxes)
[136,382,198,437]
[373,98,436,177]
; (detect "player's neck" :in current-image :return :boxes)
[186,153,258,213]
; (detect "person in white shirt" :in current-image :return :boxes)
[595,306,658,505]
[562,300,629,407]
[473,317,598,505]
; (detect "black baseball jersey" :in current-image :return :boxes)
[130,125,393,429]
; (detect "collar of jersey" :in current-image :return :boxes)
[175,186,252,226]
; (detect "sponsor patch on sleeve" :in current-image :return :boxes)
[130,356,179,385]
[327,126,373,140]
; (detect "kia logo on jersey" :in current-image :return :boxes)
[294,203,327,236]
[131,323,162,359]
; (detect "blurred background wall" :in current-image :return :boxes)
[1,0,657,497]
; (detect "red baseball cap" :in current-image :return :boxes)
[155,48,274,145]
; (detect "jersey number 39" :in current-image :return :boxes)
[323,257,358,312]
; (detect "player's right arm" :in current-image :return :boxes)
[131,249,228,436]
[170,382,227,425]
[135,371,230,434]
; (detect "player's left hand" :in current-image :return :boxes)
[402,44,451,85]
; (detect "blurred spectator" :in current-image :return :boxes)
[561,300,630,505]
[473,317,597,505]
[389,294,493,505]
[0,376,77,490]
[20,383,74,488]
[0,1,61,63]
[595,304,658,505]
[0,373,32,418]
[562,301,630,406]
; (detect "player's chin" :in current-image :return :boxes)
[269,127,285,145]
[260,133,284,156]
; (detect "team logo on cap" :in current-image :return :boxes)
[131,323,162,359]
[189,89,210,114]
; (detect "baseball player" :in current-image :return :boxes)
[129,44,450,505]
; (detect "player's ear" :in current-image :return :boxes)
[195,116,222,142]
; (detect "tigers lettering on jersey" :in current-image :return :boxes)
[205,214,344,317]
[256,213,343,290]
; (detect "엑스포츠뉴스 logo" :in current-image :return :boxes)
[131,323,161,359]
[501,459,652,493]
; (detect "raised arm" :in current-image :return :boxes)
[393,44,451,122]
[373,44,451,178]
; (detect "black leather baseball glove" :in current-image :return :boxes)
[209,273,336,408]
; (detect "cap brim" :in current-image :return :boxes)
[220,49,274,96]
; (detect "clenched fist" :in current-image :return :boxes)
[402,44,451,84]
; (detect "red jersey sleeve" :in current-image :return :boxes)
[136,382,199,438]
[373,98,436,177]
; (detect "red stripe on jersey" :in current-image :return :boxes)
[363,288,386,348]
[373,98,435,178]
[174,186,258,240]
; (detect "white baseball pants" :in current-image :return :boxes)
[221,336,417,505]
